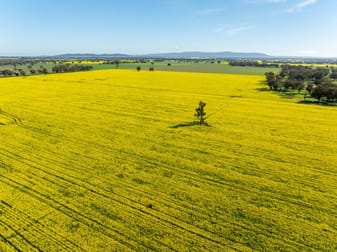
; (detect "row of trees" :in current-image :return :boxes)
[0,69,17,76]
[265,65,337,103]
[51,64,93,73]
[0,63,94,77]
[0,67,48,77]
[229,61,280,68]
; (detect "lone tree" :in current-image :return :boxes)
[195,101,206,125]
[114,60,120,69]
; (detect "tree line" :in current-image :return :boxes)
[229,61,280,68]
[0,63,93,77]
[51,64,93,73]
[0,67,48,77]
[265,65,337,103]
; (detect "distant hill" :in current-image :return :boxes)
[54,51,270,59]
[140,51,271,59]
[55,53,130,58]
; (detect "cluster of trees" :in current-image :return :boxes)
[310,82,337,102]
[0,67,48,77]
[0,58,55,77]
[0,69,16,76]
[265,72,305,92]
[265,65,337,103]
[229,61,280,68]
[37,67,49,74]
[103,60,121,66]
[51,64,93,73]
[1,64,92,78]
[279,65,335,84]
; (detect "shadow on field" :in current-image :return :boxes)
[277,91,298,99]
[255,87,270,92]
[255,81,270,92]
[298,100,337,107]
[170,121,211,128]
[256,81,301,99]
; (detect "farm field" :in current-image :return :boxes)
[93,62,280,75]
[0,70,337,251]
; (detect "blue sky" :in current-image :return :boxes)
[1,0,337,57]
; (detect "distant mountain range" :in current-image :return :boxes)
[55,51,270,59]
[56,53,129,58]
[140,51,270,58]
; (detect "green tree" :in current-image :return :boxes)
[330,68,337,80]
[18,69,26,76]
[265,72,275,90]
[195,101,206,125]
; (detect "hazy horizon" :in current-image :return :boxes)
[3,51,337,59]
[1,0,337,57]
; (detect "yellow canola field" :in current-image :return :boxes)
[0,70,337,251]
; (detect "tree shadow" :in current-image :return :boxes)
[170,121,211,128]
[277,91,298,99]
[255,81,271,92]
[255,81,301,99]
[297,100,337,107]
[255,87,270,92]
[255,85,293,96]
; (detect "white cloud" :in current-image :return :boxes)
[298,0,317,8]
[287,0,317,13]
[214,24,253,35]
[197,8,224,16]
[248,0,286,3]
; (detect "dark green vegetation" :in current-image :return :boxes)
[265,65,337,105]
[0,59,53,76]
[229,60,280,68]
[51,64,93,73]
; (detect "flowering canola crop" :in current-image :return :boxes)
[0,70,336,251]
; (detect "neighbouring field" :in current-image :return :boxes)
[93,62,280,75]
[0,70,337,251]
